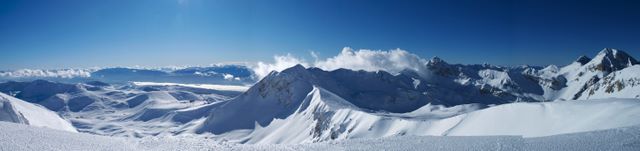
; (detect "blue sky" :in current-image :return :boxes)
[0,0,639,69]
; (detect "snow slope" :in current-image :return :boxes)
[198,81,640,144]
[578,65,640,100]
[196,62,530,135]
[538,48,639,100]
[444,98,640,137]
[1,121,638,151]
[0,80,243,138]
[0,93,77,132]
[252,94,640,143]
[242,86,477,144]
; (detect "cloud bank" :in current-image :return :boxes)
[251,47,430,79]
[315,47,428,74]
[253,54,310,79]
[1,47,432,81]
[0,69,93,79]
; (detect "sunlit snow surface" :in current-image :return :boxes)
[1,122,638,151]
[0,93,77,132]
[215,87,640,144]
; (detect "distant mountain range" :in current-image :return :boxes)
[0,65,256,85]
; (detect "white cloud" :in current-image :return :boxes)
[252,54,309,79]
[314,47,428,74]
[0,69,92,79]
[2,48,431,81]
[222,73,235,80]
[310,51,319,62]
[251,47,430,79]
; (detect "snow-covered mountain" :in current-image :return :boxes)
[198,85,640,144]
[91,65,254,85]
[0,48,638,146]
[193,48,640,143]
[528,48,639,100]
[0,92,77,132]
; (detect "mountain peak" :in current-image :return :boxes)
[588,48,638,71]
[280,64,307,74]
[575,55,591,65]
[429,56,443,62]
[597,48,618,56]
[594,48,635,61]
[427,56,448,66]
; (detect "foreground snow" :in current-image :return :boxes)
[0,93,77,132]
[444,98,640,137]
[1,122,638,151]
[0,80,245,138]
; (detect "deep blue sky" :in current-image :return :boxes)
[1,0,639,69]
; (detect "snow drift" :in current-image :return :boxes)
[443,98,640,137]
[0,92,77,132]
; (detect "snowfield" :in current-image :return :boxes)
[1,121,638,151]
[444,98,640,137]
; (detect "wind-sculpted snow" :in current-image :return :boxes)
[197,64,447,134]
[444,98,640,137]
[1,122,638,151]
[201,83,640,144]
[0,93,77,132]
[197,65,316,134]
[242,86,477,144]
[0,80,245,138]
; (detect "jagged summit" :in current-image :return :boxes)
[428,56,446,65]
[575,55,591,65]
[281,64,307,73]
[587,48,638,72]
[426,56,454,76]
